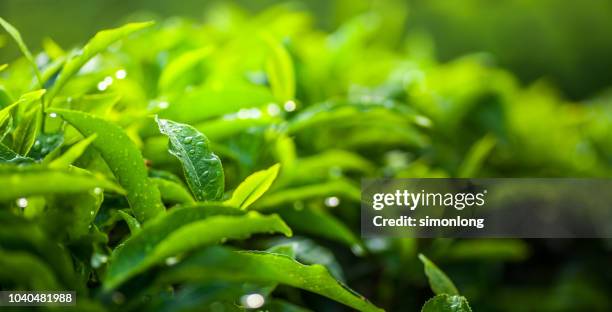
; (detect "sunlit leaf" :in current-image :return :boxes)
[158,47,213,93]
[262,33,295,102]
[225,163,280,209]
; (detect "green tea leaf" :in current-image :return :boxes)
[0,90,46,127]
[46,21,153,104]
[0,63,7,72]
[270,238,345,281]
[46,191,104,240]
[254,179,361,210]
[151,177,195,204]
[48,134,97,169]
[116,210,142,234]
[12,105,41,155]
[0,17,42,85]
[262,34,295,102]
[160,84,275,123]
[225,163,280,209]
[0,165,124,201]
[158,46,213,93]
[159,247,384,312]
[421,294,472,312]
[156,117,224,201]
[457,133,497,178]
[419,254,459,296]
[49,108,164,222]
[277,206,363,252]
[105,205,289,289]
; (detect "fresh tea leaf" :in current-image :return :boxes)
[116,210,142,234]
[225,163,280,209]
[277,206,363,252]
[46,21,153,104]
[49,108,164,222]
[0,17,42,85]
[158,46,213,93]
[457,133,497,178]
[421,294,472,312]
[0,165,124,201]
[262,34,295,102]
[0,90,46,127]
[254,179,361,210]
[105,205,288,289]
[12,105,41,155]
[156,117,224,201]
[419,254,459,296]
[159,247,384,312]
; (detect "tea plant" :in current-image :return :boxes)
[1,3,610,311]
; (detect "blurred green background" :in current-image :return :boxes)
[3,0,612,100]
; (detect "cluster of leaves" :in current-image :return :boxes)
[1,3,611,311]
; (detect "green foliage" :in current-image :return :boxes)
[0,2,610,311]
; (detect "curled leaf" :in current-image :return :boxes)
[156,117,224,201]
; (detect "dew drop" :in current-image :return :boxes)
[266,103,281,116]
[184,136,193,144]
[115,69,127,79]
[91,253,108,268]
[324,196,340,207]
[283,100,297,112]
[241,293,265,309]
[16,197,28,208]
[49,112,58,118]
[165,257,179,266]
